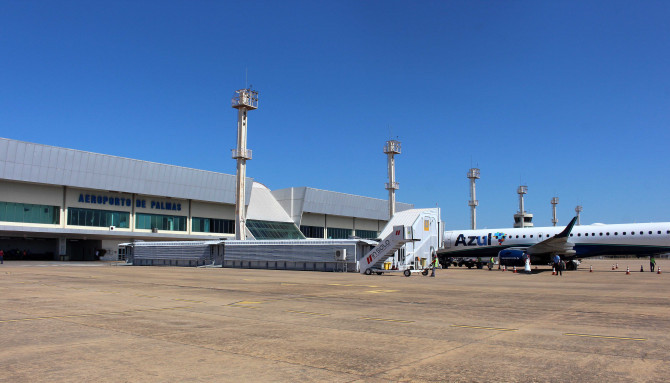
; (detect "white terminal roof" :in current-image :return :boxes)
[0,138,413,221]
[0,138,251,204]
[272,187,413,222]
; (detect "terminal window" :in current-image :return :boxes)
[300,225,324,238]
[68,208,129,228]
[327,227,352,239]
[136,213,186,231]
[192,217,234,234]
[355,230,378,239]
[0,201,60,225]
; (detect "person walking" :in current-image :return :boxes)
[650,256,656,272]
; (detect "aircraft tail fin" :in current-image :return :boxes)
[555,216,578,238]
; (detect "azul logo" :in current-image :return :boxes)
[454,232,509,247]
[455,233,492,247]
[493,232,508,245]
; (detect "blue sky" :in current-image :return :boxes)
[1,1,669,229]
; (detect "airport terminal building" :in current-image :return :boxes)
[0,138,412,261]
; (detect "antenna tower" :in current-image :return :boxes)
[384,139,401,219]
[467,168,480,229]
[513,185,534,228]
[231,87,259,240]
[551,197,559,226]
[575,205,583,226]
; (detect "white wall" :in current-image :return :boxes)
[301,213,325,227]
[190,201,235,220]
[326,215,354,229]
[355,218,380,231]
[1,180,62,206]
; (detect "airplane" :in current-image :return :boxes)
[438,216,670,270]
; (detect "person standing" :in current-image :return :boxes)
[524,255,531,274]
[430,254,439,277]
[553,254,562,276]
[650,256,656,272]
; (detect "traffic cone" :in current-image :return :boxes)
[513,266,517,273]
[552,267,556,275]
[616,263,619,269]
[590,265,593,272]
[612,264,615,270]
[658,267,661,274]
[626,266,630,275]
[640,265,644,272]
[502,265,506,272]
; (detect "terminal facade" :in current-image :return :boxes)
[0,138,412,261]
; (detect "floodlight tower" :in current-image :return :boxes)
[467,168,480,230]
[513,185,534,228]
[551,197,559,226]
[575,205,583,226]
[231,88,258,240]
[384,139,401,219]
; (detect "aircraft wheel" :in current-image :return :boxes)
[404,269,411,277]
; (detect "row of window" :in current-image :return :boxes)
[327,227,352,239]
[2,203,380,239]
[68,208,129,228]
[135,213,187,231]
[192,217,235,234]
[68,209,234,233]
[300,226,379,239]
[356,230,379,239]
[570,230,670,237]
[301,225,324,238]
[507,230,670,239]
[0,202,60,225]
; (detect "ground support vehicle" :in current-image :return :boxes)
[364,265,433,277]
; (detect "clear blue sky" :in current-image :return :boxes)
[1,1,669,229]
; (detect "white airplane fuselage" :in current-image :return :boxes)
[440,222,670,263]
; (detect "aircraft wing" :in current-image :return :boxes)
[526,216,578,255]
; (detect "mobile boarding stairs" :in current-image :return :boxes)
[359,225,430,277]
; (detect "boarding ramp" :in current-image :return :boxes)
[124,241,223,267]
[359,225,414,274]
[377,208,440,271]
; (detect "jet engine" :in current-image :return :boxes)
[498,249,527,267]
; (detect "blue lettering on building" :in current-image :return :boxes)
[78,193,131,208]
[138,199,181,211]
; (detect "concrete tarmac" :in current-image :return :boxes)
[0,259,668,382]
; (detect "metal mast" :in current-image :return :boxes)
[467,168,480,230]
[513,185,533,228]
[384,139,401,219]
[231,88,258,240]
[575,205,583,226]
[551,197,559,226]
